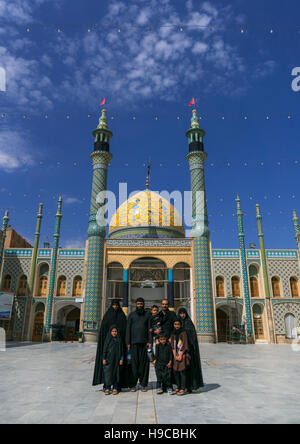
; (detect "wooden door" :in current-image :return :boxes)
[254,317,264,339]
[32,312,44,342]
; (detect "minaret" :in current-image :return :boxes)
[293,210,300,251]
[44,196,62,341]
[23,203,43,340]
[0,210,9,287]
[83,109,113,342]
[256,204,276,343]
[186,109,215,342]
[236,195,254,342]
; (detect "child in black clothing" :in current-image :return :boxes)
[153,334,173,395]
[150,305,161,345]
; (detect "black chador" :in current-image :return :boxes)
[126,301,152,389]
[102,325,124,388]
[154,342,173,390]
[93,300,127,387]
[178,307,204,390]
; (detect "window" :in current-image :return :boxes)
[39,276,48,297]
[216,276,225,297]
[17,275,27,296]
[57,276,66,296]
[271,277,281,298]
[72,276,82,297]
[250,277,259,298]
[231,277,240,297]
[2,275,11,291]
[290,277,299,298]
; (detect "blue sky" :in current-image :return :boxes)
[0,0,300,250]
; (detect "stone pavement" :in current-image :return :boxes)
[0,342,300,424]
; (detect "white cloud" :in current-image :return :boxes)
[0,128,35,172]
[63,238,85,249]
[63,196,82,205]
[253,60,277,79]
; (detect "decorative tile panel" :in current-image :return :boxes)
[272,301,300,334]
[267,259,300,298]
[5,249,32,258]
[212,250,239,258]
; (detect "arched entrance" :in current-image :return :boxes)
[216,300,244,343]
[129,257,167,311]
[65,308,80,341]
[53,303,81,341]
[253,304,265,340]
[32,303,45,342]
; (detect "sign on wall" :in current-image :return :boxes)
[0,292,14,320]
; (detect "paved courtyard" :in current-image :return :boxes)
[0,342,299,424]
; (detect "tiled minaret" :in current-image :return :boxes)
[256,204,276,343]
[83,109,113,342]
[236,195,254,342]
[292,210,300,251]
[44,197,62,341]
[186,109,215,342]
[0,210,9,279]
[24,203,43,340]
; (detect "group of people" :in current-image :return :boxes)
[92,297,204,396]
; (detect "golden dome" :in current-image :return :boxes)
[109,190,185,238]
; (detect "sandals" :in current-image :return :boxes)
[177,389,185,396]
[130,388,136,392]
[104,389,110,395]
[141,388,147,392]
[171,389,179,395]
[112,389,119,395]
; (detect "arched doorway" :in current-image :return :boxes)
[65,308,80,341]
[285,313,297,339]
[216,308,230,342]
[129,257,167,311]
[253,304,265,339]
[173,262,190,313]
[32,303,45,342]
[216,301,244,343]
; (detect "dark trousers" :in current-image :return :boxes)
[174,370,186,390]
[155,365,172,390]
[129,344,150,388]
[104,381,119,390]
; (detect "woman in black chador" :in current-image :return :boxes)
[102,325,124,395]
[93,300,127,387]
[178,307,204,391]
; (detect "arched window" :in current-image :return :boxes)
[285,313,297,339]
[38,276,48,297]
[216,276,225,297]
[231,276,240,297]
[290,277,299,298]
[17,275,27,296]
[2,274,11,291]
[250,277,259,298]
[271,277,281,298]
[72,276,82,297]
[56,276,66,297]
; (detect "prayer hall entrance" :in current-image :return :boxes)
[129,258,167,312]
[32,304,45,342]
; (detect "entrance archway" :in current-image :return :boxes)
[253,304,265,339]
[32,310,44,342]
[65,308,80,341]
[216,301,244,343]
[129,257,167,312]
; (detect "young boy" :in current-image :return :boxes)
[150,305,161,345]
[153,334,173,395]
[103,325,124,395]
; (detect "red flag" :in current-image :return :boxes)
[100,98,106,106]
[188,98,195,106]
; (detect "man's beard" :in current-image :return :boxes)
[136,307,145,315]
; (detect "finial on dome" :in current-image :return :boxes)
[146,159,151,190]
[97,108,108,130]
[190,108,200,129]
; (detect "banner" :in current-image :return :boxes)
[0,292,14,320]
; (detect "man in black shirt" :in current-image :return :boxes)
[126,298,152,392]
[156,299,177,339]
